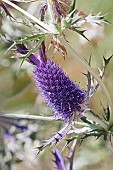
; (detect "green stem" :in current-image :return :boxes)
[4,113,90,127]
[5,114,54,121]
[61,36,113,126]
[11,0,37,2]
[3,0,57,34]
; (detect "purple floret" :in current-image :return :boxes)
[40,4,47,15]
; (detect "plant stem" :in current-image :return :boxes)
[4,114,54,121]
[4,113,90,127]
[84,112,108,130]
[61,36,113,125]
[11,0,37,2]
[2,0,57,34]
[47,0,56,24]
[69,139,77,170]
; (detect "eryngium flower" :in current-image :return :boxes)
[17,43,87,121]
[34,60,86,120]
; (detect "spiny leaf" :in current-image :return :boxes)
[81,128,106,140]
[5,34,46,53]
[84,71,91,96]
[54,24,62,33]
[82,55,92,96]
[15,34,46,44]
[85,13,110,25]
[20,35,45,66]
[66,136,77,145]
[104,106,110,122]
[71,27,89,41]
[103,54,113,71]
[69,0,76,16]
[103,18,113,25]
[81,117,92,125]
[90,110,103,123]
[101,102,110,122]
[87,55,92,95]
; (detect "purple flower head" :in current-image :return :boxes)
[34,60,87,121]
[17,43,87,121]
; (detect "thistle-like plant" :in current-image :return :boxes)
[1,0,113,169]
[15,39,112,153]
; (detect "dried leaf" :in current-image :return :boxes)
[50,36,67,59]
[53,0,72,17]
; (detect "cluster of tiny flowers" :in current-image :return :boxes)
[17,43,87,121]
[34,60,87,121]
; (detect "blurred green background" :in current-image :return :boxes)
[1,0,113,169]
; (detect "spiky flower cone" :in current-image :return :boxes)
[17,43,87,121]
[34,60,86,120]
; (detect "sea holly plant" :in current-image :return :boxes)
[1,0,113,169]
[15,40,112,151]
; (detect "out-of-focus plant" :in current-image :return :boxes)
[1,0,113,169]
[0,114,39,170]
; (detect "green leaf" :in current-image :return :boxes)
[20,34,46,66]
[90,110,102,122]
[101,103,110,122]
[16,34,46,44]
[54,24,62,33]
[5,34,46,53]
[81,117,92,125]
[69,0,76,15]
[81,128,107,140]
[66,136,77,144]
[82,55,92,95]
